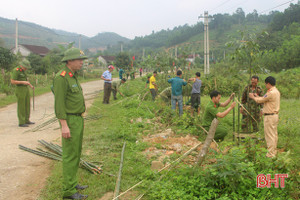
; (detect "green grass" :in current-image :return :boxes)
[38,74,299,199]
[38,82,154,199]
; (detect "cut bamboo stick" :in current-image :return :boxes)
[113,142,126,200]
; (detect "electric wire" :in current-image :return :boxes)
[219,0,249,14]
[258,0,296,14]
[209,0,232,12]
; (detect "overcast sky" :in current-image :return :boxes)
[0,0,295,39]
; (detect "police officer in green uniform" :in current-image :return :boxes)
[53,48,88,199]
[111,78,126,100]
[10,59,35,127]
[241,75,263,132]
[202,91,236,141]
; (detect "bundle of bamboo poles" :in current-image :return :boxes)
[26,114,102,133]
[19,140,102,174]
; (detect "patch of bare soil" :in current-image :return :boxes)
[142,127,220,166]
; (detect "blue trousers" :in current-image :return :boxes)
[171,95,183,116]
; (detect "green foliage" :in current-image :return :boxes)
[146,141,296,199]
[39,74,299,199]
[115,52,131,70]
[260,33,300,72]
[226,30,265,75]
[269,3,300,32]
[27,53,44,74]
[0,47,16,71]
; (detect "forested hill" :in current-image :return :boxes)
[126,8,277,53]
[0,17,130,50]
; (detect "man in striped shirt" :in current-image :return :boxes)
[101,65,114,104]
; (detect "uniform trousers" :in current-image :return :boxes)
[264,114,279,158]
[62,115,84,197]
[16,86,30,125]
[111,86,117,100]
[204,125,228,142]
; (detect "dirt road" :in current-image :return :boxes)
[0,79,106,200]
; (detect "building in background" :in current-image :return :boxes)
[11,44,49,57]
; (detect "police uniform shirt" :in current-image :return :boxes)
[11,67,27,84]
[53,66,85,119]
[112,80,121,90]
[253,86,280,114]
[202,101,220,127]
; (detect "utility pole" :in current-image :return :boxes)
[15,18,18,53]
[175,46,178,58]
[120,42,123,52]
[142,48,145,61]
[79,34,81,49]
[199,11,213,75]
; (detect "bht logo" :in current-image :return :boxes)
[257,174,288,188]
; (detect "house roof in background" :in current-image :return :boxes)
[21,44,50,56]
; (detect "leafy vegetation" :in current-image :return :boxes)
[0,3,299,199]
[38,70,299,199]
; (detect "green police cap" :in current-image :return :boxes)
[20,59,31,69]
[61,48,88,62]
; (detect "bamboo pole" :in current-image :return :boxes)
[138,91,150,108]
[234,97,258,126]
[113,142,126,200]
[32,88,35,111]
[19,141,103,174]
[112,141,203,200]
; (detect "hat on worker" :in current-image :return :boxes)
[61,48,88,62]
[108,65,115,69]
[20,59,31,69]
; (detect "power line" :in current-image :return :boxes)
[220,0,249,14]
[259,0,296,14]
[209,0,232,12]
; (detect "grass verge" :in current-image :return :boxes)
[38,74,299,199]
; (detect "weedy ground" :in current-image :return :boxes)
[39,73,299,200]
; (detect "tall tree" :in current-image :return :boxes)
[115,52,130,70]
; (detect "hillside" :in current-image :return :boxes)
[0,17,130,50]
[105,9,276,57]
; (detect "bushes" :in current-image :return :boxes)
[118,78,298,199]
[146,141,296,199]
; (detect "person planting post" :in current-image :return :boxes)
[202,91,236,141]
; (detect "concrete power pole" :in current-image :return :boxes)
[15,18,18,53]
[175,46,178,58]
[142,48,145,61]
[79,34,82,49]
[199,11,212,75]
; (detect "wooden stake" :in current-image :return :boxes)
[196,118,219,165]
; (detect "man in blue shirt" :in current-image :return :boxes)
[168,70,187,116]
[101,65,114,104]
[119,68,125,79]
